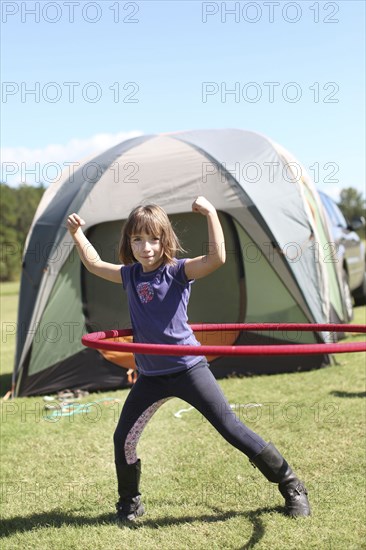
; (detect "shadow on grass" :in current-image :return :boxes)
[140,505,283,549]
[330,390,366,398]
[1,505,282,548]
[0,373,12,396]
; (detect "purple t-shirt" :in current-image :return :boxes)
[121,258,204,375]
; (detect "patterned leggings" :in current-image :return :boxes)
[114,359,267,466]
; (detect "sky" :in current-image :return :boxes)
[1,0,365,200]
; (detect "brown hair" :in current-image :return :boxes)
[119,204,184,265]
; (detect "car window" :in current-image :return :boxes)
[332,202,348,228]
[328,198,348,228]
[320,193,337,225]
[320,193,348,229]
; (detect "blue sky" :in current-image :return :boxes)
[1,0,365,199]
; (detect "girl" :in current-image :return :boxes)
[67,196,310,521]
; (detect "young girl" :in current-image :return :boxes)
[67,196,310,521]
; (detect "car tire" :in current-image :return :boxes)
[342,269,354,321]
[353,270,366,306]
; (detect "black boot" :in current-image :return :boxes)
[250,442,311,517]
[115,459,145,522]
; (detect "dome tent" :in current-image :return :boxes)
[14,129,346,397]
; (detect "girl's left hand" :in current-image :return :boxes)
[192,196,216,216]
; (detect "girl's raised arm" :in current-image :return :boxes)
[67,213,123,284]
[184,197,226,280]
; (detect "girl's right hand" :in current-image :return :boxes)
[67,213,86,234]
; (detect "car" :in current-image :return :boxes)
[318,191,366,321]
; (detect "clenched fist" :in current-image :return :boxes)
[191,196,217,216]
[67,213,86,234]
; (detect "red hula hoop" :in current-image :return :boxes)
[82,323,366,356]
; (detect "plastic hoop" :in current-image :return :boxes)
[82,323,366,356]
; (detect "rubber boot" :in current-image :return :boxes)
[250,442,311,517]
[115,459,145,522]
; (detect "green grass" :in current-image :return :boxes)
[0,282,19,395]
[1,281,365,549]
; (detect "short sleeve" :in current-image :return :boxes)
[121,265,132,290]
[168,258,193,285]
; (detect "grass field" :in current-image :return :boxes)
[1,282,365,550]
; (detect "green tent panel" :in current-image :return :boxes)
[28,248,85,376]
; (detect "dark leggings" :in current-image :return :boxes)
[114,360,267,466]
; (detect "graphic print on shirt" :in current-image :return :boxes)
[137,281,154,303]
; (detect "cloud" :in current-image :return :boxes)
[1,130,143,187]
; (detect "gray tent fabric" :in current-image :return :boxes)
[14,129,345,397]
[16,134,153,371]
[174,130,325,322]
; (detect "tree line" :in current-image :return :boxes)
[0,183,45,281]
[338,188,366,224]
[0,183,365,282]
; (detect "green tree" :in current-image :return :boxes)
[0,184,20,280]
[338,187,366,222]
[0,183,45,281]
[15,184,45,248]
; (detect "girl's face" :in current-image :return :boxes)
[130,231,164,272]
